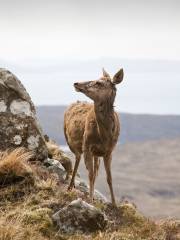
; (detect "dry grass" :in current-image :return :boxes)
[0,148,179,240]
[46,140,72,179]
[0,148,34,186]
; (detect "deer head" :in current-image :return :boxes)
[74,68,124,103]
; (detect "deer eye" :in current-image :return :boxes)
[95,81,102,86]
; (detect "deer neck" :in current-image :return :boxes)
[94,99,115,143]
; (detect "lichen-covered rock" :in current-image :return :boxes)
[44,158,67,182]
[44,155,107,202]
[0,68,48,160]
[52,198,107,233]
[74,177,107,203]
[45,138,72,179]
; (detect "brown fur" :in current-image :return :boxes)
[64,68,124,205]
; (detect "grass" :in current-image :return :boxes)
[0,148,34,186]
[0,148,179,240]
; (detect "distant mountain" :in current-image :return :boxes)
[2,58,180,114]
[36,105,180,145]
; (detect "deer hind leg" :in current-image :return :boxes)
[103,154,116,206]
[68,153,81,190]
[84,150,94,202]
[93,156,100,187]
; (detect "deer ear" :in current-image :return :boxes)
[102,68,110,78]
[112,68,124,84]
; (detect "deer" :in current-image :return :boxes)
[64,68,124,205]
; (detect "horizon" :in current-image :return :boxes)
[37,104,180,117]
[1,57,179,115]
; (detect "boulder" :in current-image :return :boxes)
[0,68,48,160]
[52,198,107,233]
[45,138,72,179]
[44,156,107,202]
[74,177,108,203]
[44,158,67,182]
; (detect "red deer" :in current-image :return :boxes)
[64,68,124,205]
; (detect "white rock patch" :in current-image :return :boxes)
[16,123,26,130]
[52,198,107,233]
[13,135,22,145]
[10,100,32,116]
[0,100,7,112]
[27,135,40,150]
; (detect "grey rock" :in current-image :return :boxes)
[0,68,35,110]
[94,189,108,203]
[45,157,106,199]
[52,198,107,233]
[44,157,107,202]
[44,158,67,181]
[0,68,48,160]
[45,159,106,200]
[45,140,73,179]
[75,177,107,203]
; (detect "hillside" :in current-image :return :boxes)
[37,105,180,145]
[77,138,180,218]
[0,148,180,240]
[36,106,180,218]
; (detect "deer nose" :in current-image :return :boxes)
[74,82,78,86]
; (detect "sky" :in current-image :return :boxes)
[0,0,180,114]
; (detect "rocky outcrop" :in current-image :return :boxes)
[74,177,108,203]
[44,158,68,182]
[0,68,48,160]
[52,198,107,233]
[45,137,72,179]
[44,157,107,202]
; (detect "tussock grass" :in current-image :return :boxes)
[0,148,34,186]
[0,148,179,240]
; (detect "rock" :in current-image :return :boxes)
[44,158,67,182]
[45,138,72,179]
[44,156,107,202]
[74,177,108,203]
[52,198,107,233]
[0,68,48,160]
[94,189,108,203]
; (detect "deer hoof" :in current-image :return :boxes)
[67,183,75,191]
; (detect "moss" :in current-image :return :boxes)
[94,201,106,211]
[61,189,79,202]
[22,207,52,224]
[22,207,54,236]
[0,149,179,240]
[118,202,145,226]
[35,178,58,192]
[161,220,180,240]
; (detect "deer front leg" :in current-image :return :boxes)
[68,153,81,190]
[84,149,94,202]
[103,154,116,206]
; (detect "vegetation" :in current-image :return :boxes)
[0,148,179,240]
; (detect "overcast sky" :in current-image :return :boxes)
[1,0,180,61]
[0,0,180,114]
